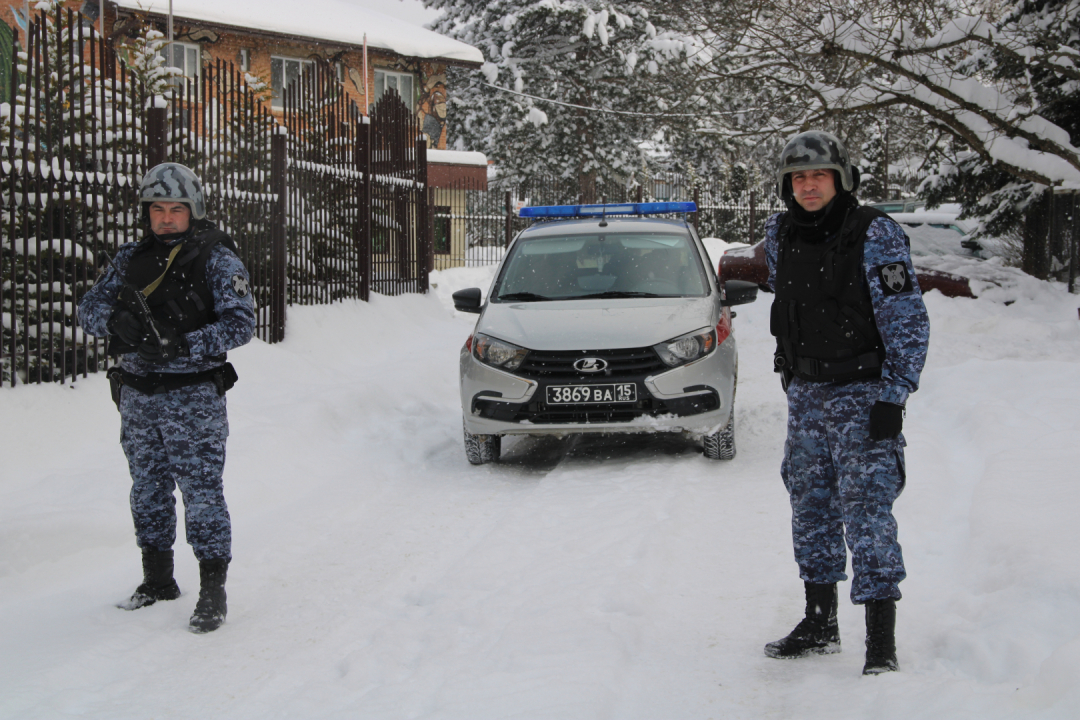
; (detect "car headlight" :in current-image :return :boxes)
[472,333,529,371]
[653,327,717,367]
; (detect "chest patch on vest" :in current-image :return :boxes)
[231,274,250,298]
[877,263,913,296]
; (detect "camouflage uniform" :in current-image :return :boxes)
[78,236,255,562]
[765,213,930,603]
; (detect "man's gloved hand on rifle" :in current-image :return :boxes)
[106,309,147,346]
[137,323,190,364]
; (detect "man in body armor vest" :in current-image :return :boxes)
[78,163,255,633]
[761,131,930,674]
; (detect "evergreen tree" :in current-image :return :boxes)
[920,0,1080,276]
[860,123,888,201]
[424,0,704,201]
[1,1,149,383]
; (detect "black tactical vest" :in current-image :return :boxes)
[109,227,236,356]
[771,205,888,383]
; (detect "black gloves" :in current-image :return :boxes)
[137,324,190,364]
[107,309,148,346]
[869,401,905,441]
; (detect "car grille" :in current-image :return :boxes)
[515,347,667,380]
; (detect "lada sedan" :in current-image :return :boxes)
[453,202,757,464]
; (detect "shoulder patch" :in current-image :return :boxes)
[877,262,913,296]
[231,274,250,298]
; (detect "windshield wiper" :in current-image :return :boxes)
[574,291,665,299]
[496,292,552,302]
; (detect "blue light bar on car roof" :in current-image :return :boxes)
[518,201,697,218]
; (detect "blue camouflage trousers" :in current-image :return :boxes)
[781,377,906,604]
[119,382,232,561]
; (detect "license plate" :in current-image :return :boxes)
[546,383,637,405]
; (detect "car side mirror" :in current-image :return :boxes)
[721,279,759,307]
[452,287,484,313]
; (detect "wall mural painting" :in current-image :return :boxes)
[417,65,447,149]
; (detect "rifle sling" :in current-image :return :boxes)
[141,242,183,297]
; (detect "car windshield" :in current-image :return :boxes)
[493,231,709,301]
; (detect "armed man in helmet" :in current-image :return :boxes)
[761,131,930,675]
[78,162,255,633]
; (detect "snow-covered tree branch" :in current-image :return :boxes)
[424,0,713,197]
[684,0,1080,190]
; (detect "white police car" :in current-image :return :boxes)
[453,202,758,464]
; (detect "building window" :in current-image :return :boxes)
[271,56,314,109]
[239,48,251,72]
[373,69,414,111]
[434,206,451,254]
[159,41,201,92]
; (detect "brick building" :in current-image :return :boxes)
[1,0,482,151]
[1,0,489,268]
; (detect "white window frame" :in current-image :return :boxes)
[239,48,251,73]
[373,69,414,111]
[271,55,314,109]
[158,41,201,92]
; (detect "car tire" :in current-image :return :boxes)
[704,366,737,461]
[464,422,501,465]
[703,408,736,460]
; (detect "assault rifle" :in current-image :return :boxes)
[116,283,163,349]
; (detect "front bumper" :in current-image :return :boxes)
[460,339,737,438]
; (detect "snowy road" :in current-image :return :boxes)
[2,256,1079,719]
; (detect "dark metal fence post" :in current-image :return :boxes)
[361,116,371,302]
[417,137,431,293]
[1069,192,1078,295]
[270,133,287,342]
[692,186,700,227]
[146,106,167,167]
[749,190,757,246]
[505,190,513,247]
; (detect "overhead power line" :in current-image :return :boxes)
[482,83,763,119]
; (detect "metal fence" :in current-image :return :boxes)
[1045,190,1080,293]
[162,60,283,343]
[434,172,786,269]
[1,7,149,385]
[1,7,431,387]
[278,62,429,303]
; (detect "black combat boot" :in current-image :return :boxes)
[117,548,181,611]
[189,558,229,634]
[764,582,841,659]
[862,599,898,675]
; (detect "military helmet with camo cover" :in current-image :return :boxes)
[139,162,207,220]
[775,130,859,199]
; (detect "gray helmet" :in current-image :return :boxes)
[139,162,206,220]
[775,131,859,199]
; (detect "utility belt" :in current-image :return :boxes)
[774,349,883,384]
[106,363,238,409]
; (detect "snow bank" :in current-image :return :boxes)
[1,258,1079,718]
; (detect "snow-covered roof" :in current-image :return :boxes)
[110,0,483,65]
[427,150,487,167]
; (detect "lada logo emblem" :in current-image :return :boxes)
[574,357,609,373]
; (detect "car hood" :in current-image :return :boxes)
[478,297,717,351]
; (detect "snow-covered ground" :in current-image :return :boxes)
[2,244,1079,719]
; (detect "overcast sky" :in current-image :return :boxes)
[341,0,442,28]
